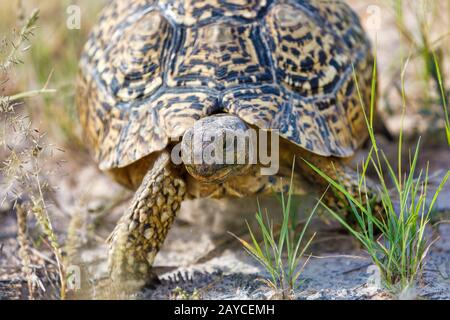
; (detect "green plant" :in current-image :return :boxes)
[232,165,318,299]
[305,56,449,294]
[432,53,450,145]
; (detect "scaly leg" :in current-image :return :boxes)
[107,152,186,286]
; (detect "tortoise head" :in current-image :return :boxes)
[181,114,253,183]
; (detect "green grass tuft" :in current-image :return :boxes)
[305,56,449,294]
[232,162,318,299]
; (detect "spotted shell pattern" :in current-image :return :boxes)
[77,0,374,170]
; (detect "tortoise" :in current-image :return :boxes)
[76,0,380,285]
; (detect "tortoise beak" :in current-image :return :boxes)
[185,163,236,183]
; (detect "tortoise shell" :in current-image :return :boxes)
[76,0,374,171]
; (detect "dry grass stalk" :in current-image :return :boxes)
[15,203,36,299]
[1,8,65,300]
[1,9,39,71]
[31,195,66,299]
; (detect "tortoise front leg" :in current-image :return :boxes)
[107,152,186,286]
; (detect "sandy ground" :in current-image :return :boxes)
[0,144,449,300]
[2,194,449,300]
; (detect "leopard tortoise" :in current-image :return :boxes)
[76,0,380,285]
